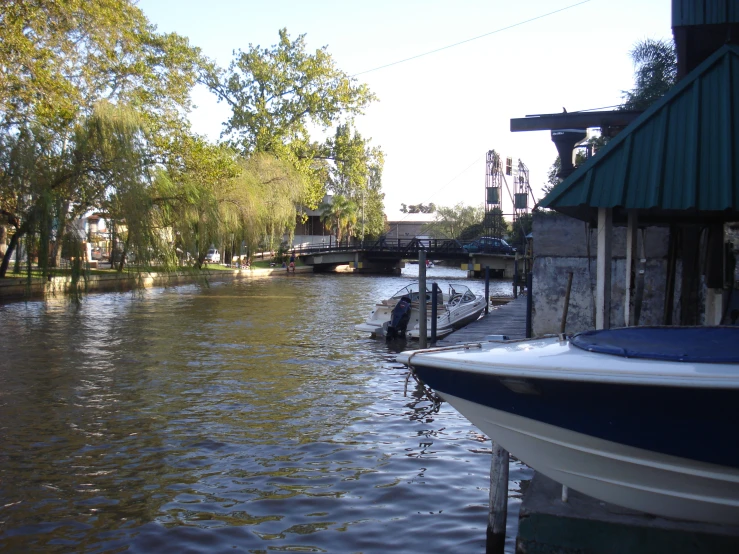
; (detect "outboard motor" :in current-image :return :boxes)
[386,295,412,340]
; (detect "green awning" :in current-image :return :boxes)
[540,44,739,224]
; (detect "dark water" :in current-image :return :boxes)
[0,267,531,553]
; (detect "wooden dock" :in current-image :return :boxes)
[436,294,528,345]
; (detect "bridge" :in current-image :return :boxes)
[291,237,520,278]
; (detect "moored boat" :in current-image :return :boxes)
[355,282,486,340]
[396,326,739,524]
[406,284,486,339]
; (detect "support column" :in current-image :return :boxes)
[596,208,612,330]
[624,211,638,326]
[705,289,724,325]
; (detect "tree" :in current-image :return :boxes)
[325,123,385,239]
[422,203,484,239]
[0,0,204,277]
[319,195,358,243]
[622,38,677,111]
[542,136,605,197]
[543,39,676,199]
[204,29,376,210]
[509,213,533,250]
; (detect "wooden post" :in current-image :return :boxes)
[485,266,490,315]
[419,250,427,348]
[431,283,438,342]
[561,272,573,334]
[487,443,509,554]
[595,208,612,330]
[625,211,638,326]
[525,272,533,339]
[663,226,678,325]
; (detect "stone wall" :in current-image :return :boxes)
[532,212,671,336]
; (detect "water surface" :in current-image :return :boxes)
[0,267,530,553]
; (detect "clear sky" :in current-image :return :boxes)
[137,0,672,217]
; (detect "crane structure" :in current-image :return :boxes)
[484,150,536,239]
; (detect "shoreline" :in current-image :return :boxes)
[0,265,315,303]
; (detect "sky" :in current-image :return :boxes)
[137,0,672,218]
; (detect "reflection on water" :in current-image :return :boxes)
[0,268,530,553]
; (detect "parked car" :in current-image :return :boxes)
[463,237,516,255]
[204,248,221,264]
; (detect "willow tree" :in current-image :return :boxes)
[204,29,376,211]
[0,0,203,277]
[149,136,242,268]
[0,102,152,278]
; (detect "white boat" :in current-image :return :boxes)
[355,283,486,340]
[396,327,739,524]
[407,284,486,339]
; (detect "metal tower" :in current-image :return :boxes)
[484,150,506,240]
[513,159,531,224]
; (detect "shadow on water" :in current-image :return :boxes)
[0,269,530,553]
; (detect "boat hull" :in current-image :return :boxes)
[400,337,739,524]
[407,303,486,339]
[442,392,739,525]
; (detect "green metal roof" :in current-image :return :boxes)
[672,0,739,27]
[540,44,739,224]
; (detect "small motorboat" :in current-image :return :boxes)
[396,327,739,524]
[406,284,486,339]
[355,283,486,340]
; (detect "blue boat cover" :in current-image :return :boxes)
[570,327,739,363]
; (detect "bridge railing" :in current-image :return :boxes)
[288,237,469,257]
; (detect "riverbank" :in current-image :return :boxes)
[0,265,314,303]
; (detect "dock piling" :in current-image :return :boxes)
[431,282,438,342]
[487,442,509,554]
[419,250,427,348]
[485,266,490,315]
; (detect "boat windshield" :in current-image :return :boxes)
[448,284,477,305]
[389,282,437,303]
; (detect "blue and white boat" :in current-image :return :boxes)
[396,327,739,524]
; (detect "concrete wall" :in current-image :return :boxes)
[532,212,671,336]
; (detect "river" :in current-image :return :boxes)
[0,265,531,553]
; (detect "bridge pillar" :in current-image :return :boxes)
[463,255,516,279]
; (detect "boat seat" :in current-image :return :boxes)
[571,326,739,363]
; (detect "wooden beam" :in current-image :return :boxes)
[510,111,642,132]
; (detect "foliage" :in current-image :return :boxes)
[422,203,484,239]
[543,39,676,201]
[0,102,152,277]
[400,203,436,214]
[622,38,677,111]
[0,0,204,278]
[481,207,510,238]
[509,213,533,250]
[319,195,358,243]
[325,123,385,239]
[204,28,377,210]
[361,163,389,239]
[542,137,604,197]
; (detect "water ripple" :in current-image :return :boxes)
[0,270,529,553]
